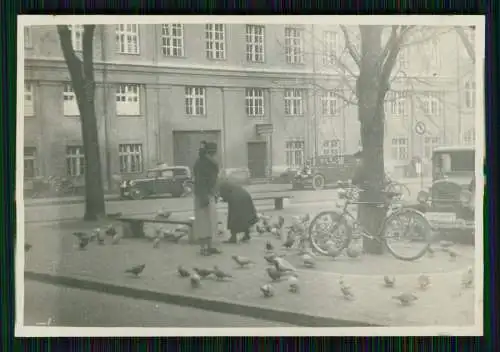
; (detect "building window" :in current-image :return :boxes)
[68,25,83,52]
[185,87,206,116]
[398,47,409,70]
[63,84,80,116]
[24,82,34,116]
[24,27,32,48]
[387,91,407,117]
[391,137,408,161]
[463,128,475,145]
[24,147,37,179]
[323,139,341,157]
[161,24,184,57]
[465,80,475,109]
[246,25,265,63]
[205,24,226,60]
[420,92,441,116]
[424,136,440,159]
[245,88,265,117]
[285,27,304,64]
[116,84,140,116]
[323,31,339,65]
[119,144,143,173]
[284,88,303,116]
[66,146,85,177]
[321,91,340,116]
[285,140,305,168]
[116,24,140,54]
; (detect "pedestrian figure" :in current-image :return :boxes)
[193,141,221,256]
[216,179,259,244]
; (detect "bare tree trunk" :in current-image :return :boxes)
[357,26,389,255]
[57,25,106,221]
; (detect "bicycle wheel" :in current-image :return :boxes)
[308,211,352,256]
[382,208,432,261]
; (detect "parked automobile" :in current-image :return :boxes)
[292,154,358,190]
[120,166,192,200]
[411,145,476,232]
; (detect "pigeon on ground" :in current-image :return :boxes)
[24,243,32,252]
[346,246,362,259]
[340,282,355,300]
[193,267,214,279]
[283,235,295,249]
[153,237,161,248]
[302,254,316,268]
[288,276,300,293]
[213,266,233,281]
[125,264,146,277]
[439,240,454,249]
[261,284,275,297]
[232,255,254,268]
[72,231,88,240]
[190,273,201,288]
[78,237,90,250]
[461,267,474,288]
[418,274,431,290]
[105,225,117,237]
[178,265,191,278]
[327,246,342,259]
[444,248,459,261]
[112,233,122,245]
[384,275,396,288]
[272,257,297,273]
[392,292,418,306]
[266,267,298,281]
[266,241,274,251]
[426,246,435,257]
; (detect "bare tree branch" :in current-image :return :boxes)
[455,26,475,63]
[340,25,361,68]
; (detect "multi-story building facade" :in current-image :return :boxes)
[22,23,476,189]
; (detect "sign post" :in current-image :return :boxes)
[414,121,426,189]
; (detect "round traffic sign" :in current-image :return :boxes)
[415,121,426,135]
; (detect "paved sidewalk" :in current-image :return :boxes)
[23,214,476,327]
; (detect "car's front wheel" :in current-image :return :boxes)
[312,174,325,190]
[129,187,145,200]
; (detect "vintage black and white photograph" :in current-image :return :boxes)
[16,15,484,336]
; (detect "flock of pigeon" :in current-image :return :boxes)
[23,209,474,308]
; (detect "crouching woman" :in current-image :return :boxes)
[217,179,259,244]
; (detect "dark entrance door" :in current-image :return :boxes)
[247,141,267,178]
[173,131,221,172]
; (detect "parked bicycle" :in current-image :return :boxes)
[308,181,432,261]
[384,173,411,200]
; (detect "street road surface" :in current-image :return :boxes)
[23,280,295,327]
[24,184,422,223]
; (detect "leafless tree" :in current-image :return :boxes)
[455,26,475,63]
[57,25,106,221]
[277,25,454,254]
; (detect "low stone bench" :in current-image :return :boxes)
[117,215,195,243]
[252,195,293,210]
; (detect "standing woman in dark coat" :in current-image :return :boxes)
[217,179,259,244]
[193,142,221,255]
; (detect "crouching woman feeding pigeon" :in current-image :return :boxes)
[193,141,221,256]
[216,178,259,244]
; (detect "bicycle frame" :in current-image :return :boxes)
[335,189,403,242]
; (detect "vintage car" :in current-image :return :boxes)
[120,166,193,200]
[292,154,358,190]
[413,145,476,233]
